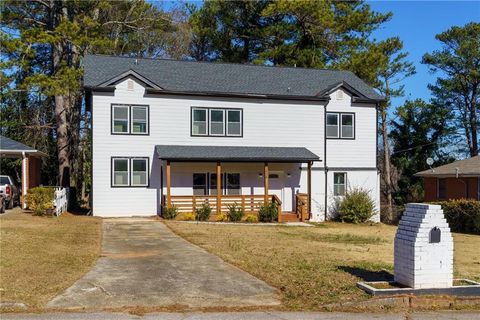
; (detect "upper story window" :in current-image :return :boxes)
[111,104,149,135]
[191,107,243,137]
[326,112,355,139]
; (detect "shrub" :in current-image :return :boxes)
[195,201,211,221]
[245,214,258,223]
[336,188,375,223]
[216,212,228,222]
[226,202,244,222]
[162,205,178,220]
[431,199,480,235]
[258,201,278,222]
[25,187,55,216]
[182,213,196,221]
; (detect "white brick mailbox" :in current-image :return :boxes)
[394,203,453,289]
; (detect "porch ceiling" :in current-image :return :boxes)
[156,145,320,163]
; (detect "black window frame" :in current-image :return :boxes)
[111,156,150,188]
[111,104,150,135]
[326,112,355,140]
[191,107,243,137]
[333,172,347,196]
[192,172,241,195]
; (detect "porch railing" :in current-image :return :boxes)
[295,193,309,221]
[168,194,282,220]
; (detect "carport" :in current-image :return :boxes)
[0,135,47,208]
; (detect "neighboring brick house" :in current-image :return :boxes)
[415,156,480,201]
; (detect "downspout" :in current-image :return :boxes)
[324,100,330,221]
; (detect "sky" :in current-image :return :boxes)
[366,1,479,108]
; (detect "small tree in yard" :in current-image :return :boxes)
[336,188,376,224]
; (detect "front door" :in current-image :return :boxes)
[268,172,287,211]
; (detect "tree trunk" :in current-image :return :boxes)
[380,101,394,222]
[55,94,71,187]
[469,88,478,157]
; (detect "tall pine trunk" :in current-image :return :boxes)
[381,108,394,222]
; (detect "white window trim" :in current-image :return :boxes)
[112,158,130,187]
[192,108,208,136]
[333,172,347,196]
[209,109,225,136]
[131,106,149,135]
[326,113,339,138]
[227,110,242,136]
[112,105,130,134]
[130,158,149,187]
[340,114,354,139]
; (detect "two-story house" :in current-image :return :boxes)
[84,55,383,222]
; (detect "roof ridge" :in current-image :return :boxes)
[85,54,348,73]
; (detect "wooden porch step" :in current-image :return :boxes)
[281,212,301,222]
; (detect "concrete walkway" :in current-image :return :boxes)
[47,218,279,309]
[4,311,480,320]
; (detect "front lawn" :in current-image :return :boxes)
[0,209,102,309]
[165,221,480,310]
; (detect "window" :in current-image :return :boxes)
[227,110,242,136]
[112,105,129,133]
[191,107,242,137]
[193,173,207,195]
[112,104,149,135]
[192,108,207,135]
[112,158,129,186]
[112,157,149,187]
[210,109,225,136]
[226,173,241,195]
[333,172,346,196]
[131,158,148,186]
[209,173,225,195]
[326,113,339,138]
[341,114,354,138]
[326,112,355,139]
[438,178,447,200]
[131,106,148,134]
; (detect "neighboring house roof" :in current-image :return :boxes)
[156,145,320,162]
[415,156,480,178]
[84,55,384,102]
[0,135,47,157]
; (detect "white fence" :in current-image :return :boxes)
[54,187,68,216]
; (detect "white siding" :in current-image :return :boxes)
[92,78,379,219]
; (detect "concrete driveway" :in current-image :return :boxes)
[47,218,279,309]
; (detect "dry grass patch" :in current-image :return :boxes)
[165,221,480,310]
[0,209,102,308]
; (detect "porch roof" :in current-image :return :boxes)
[156,145,320,162]
[0,135,47,157]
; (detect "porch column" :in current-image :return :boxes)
[22,153,29,209]
[307,161,312,221]
[264,162,269,204]
[166,160,171,207]
[216,162,221,214]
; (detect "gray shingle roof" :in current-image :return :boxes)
[84,55,383,101]
[0,135,36,151]
[415,156,480,177]
[156,145,320,162]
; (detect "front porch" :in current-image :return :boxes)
[157,145,319,222]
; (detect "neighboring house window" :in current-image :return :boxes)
[438,178,447,200]
[210,109,225,136]
[326,113,339,138]
[192,108,207,136]
[112,105,129,134]
[112,157,149,187]
[112,158,129,186]
[193,173,207,195]
[131,106,148,134]
[131,158,148,186]
[191,107,242,137]
[333,172,346,196]
[226,173,241,195]
[112,104,149,135]
[227,110,242,136]
[326,112,355,139]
